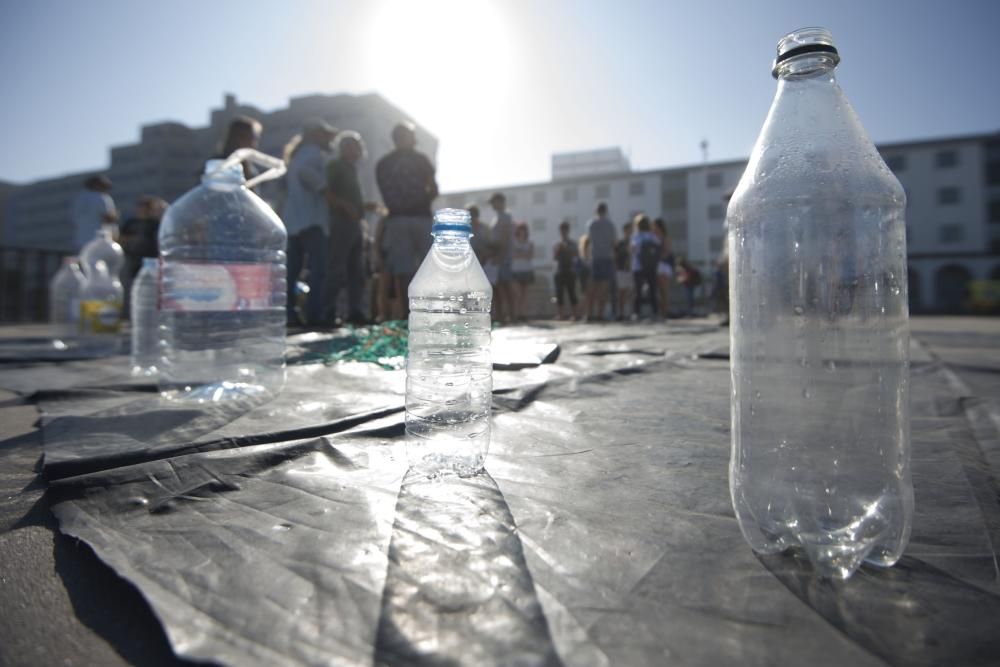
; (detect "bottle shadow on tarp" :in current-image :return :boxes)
[759,552,1000,667]
[375,468,563,667]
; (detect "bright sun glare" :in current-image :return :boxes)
[365,0,514,134]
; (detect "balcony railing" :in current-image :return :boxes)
[0,246,66,322]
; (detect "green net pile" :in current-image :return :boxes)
[296,321,408,370]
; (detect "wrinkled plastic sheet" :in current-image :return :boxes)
[3,322,1000,666]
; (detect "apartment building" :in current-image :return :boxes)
[437,132,1000,313]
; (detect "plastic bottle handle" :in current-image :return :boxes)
[211,148,287,189]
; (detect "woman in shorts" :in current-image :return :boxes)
[614,220,634,320]
[511,222,535,322]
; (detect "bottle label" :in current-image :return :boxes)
[80,300,122,334]
[160,261,274,312]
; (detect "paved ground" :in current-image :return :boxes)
[0,316,996,666]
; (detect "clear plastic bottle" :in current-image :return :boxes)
[158,157,287,401]
[130,257,160,376]
[79,259,123,354]
[406,208,493,477]
[79,226,124,280]
[728,27,912,579]
[49,256,86,344]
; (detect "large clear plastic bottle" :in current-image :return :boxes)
[49,256,86,344]
[79,226,124,281]
[728,27,912,579]
[406,209,493,477]
[130,257,160,376]
[79,260,123,354]
[158,157,287,401]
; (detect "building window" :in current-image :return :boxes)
[938,187,961,205]
[939,224,964,243]
[662,188,687,210]
[532,190,546,205]
[884,154,906,172]
[709,236,724,253]
[935,150,958,168]
[666,220,688,241]
[531,218,547,232]
[594,183,610,199]
[628,180,645,196]
[706,172,723,188]
[565,215,578,230]
[563,187,577,202]
[990,200,1000,223]
[989,163,1000,186]
[708,203,726,220]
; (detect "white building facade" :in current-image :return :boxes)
[436,132,1000,314]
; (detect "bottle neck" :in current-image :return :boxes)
[774,53,838,81]
[431,231,474,270]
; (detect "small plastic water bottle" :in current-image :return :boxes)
[728,27,912,579]
[79,260,123,354]
[158,151,287,401]
[49,256,86,344]
[130,258,160,376]
[406,208,493,477]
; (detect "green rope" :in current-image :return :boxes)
[296,321,409,370]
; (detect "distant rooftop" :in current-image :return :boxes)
[551,147,630,181]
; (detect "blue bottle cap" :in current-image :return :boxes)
[432,208,472,234]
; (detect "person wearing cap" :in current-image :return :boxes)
[281,119,337,326]
[375,122,438,319]
[488,192,515,323]
[326,131,372,324]
[70,174,118,252]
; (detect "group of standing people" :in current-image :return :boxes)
[463,193,535,323]
[68,117,714,327]
[551,202,701,322]
[67,115,441,329]
[282,120,438,326]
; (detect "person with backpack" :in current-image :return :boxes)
[631,214,661,320]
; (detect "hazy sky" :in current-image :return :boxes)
[1,0,998,193]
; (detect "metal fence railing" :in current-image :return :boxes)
[0,246,66,323]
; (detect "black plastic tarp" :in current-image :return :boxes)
[3,322,1000,666]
